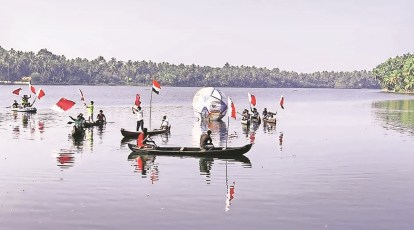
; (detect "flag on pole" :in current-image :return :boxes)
[78,88,85,102]
[279,95,285,109]
[51,98,76,112]
[135,94,141,107]
[12,88,22,95]
[248,93,256,106]
[152,80,161,94]
[37,88,46,100]
[29,81,36,94]
[228,97,236,119]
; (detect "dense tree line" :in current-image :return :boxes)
[0,46,379,88]
[373,53,414,93]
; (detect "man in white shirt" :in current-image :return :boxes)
[160,115,169,129]
[132,106,144,131]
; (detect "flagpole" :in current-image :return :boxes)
[149,88,153,130]
[225,116,230,148]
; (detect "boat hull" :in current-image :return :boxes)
[128,143,253,157]
[120,126,171,138]
[11,107,37,113]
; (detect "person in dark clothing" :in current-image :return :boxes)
[200,130,213,151]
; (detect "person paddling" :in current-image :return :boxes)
[137,128,156,149]
[200,130,214,151]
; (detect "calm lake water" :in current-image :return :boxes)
[1,85,414,230]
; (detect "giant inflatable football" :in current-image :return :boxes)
[192,87,227,121]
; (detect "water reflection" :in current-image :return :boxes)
[127,153,251,184]
[55,149,76,169]
[373,100,414,136]
[9,112,45,140]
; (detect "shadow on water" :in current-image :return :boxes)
[373,100,414,136]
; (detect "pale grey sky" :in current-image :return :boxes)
[1,0,413,72]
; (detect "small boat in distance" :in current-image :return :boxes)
[11,106,37,113]
[120,126,171,138]
[128,143,253,157]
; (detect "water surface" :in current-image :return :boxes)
[0,86,414,230]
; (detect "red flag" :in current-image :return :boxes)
[135,94,141,107]
[29,81,36,94]
[152,80,161,95]
[51,98,76,112]
[79,88,85,102]
[248,93,256,106]
[12,88,22,95]
[37,88,45,100]
[227,97,236,119]
[279,96,284,109]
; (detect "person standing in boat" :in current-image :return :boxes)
[160,115,169,129]
[251,108,260,121]
[200,130,213,151]
[21,95,31,107]
[96,110,106,124]
[132,105,144,131]
[84,101,94,122]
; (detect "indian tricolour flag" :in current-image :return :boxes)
[152,80,161,95]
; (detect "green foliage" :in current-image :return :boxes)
[373,53,414,93]
[0,45,380,88]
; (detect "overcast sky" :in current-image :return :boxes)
[1,0,413,72]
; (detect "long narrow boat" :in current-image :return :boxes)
[120,126,171,138]
[11,107,37,113]
[128,143,253,157]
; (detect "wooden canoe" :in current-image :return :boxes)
[128,143,253,157]
[120,125,171,138]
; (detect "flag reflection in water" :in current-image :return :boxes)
[134,156,159,183]
[56,150,75,169]
[225,181,236,212]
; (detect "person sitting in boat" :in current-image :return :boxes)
[262,108,268,118]
[21,95,31,108]
[12,100,19,108]
[69,113,86,129]
[200,130,213,151]
[96,110,106,124]
[137,128,156,149]
[160,115,169,129]
[241,109,250,121]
